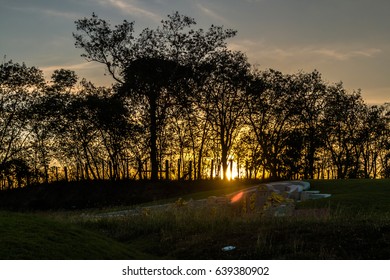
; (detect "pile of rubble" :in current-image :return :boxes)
[260,181,331,201]
[208,181,331,216]
[91,181,331,218]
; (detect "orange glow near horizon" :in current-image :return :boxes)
[230,191,244,203]
[210,160,240,180]
[226,161,239,180]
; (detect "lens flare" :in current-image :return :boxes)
[230,191,244,203]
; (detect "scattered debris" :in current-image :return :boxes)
[85,181,331,219]
[222,181,331,216]
[222,246,236,252]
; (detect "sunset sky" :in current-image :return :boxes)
[1,0,389,104]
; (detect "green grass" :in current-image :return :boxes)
[301,179,390,213]
[1,179,390,259]
[0,211,149,259]
[76,202,390,259]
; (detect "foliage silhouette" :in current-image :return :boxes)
[74,12,237,180]
[0,12,389,189]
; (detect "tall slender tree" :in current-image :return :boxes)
[292,70,327,179]
[0,60,45,186]
[74,12,236,180]
[246,69,300,179]
[195,50,250,180]
[322,84,366,178]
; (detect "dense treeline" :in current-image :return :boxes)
[1,12,389,188]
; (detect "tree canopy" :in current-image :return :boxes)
[0,12,389,188]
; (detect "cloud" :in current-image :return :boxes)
[97,0,161,22]
[40,8,81,20]
[312,48,382,61]
[6,5,81,20]
[196,3,229,25]
[40,61,115,86]
[229,39,382,63]
[229,39,301,62]
[40,61,99,73]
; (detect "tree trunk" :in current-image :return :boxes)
[221,146,228,180]
[149,96,159,181]
[307,142,316,179]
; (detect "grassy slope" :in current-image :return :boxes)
[0,211,148,259]
[1,179,390,259]
[76,179,390,260]
[304,179,390,213]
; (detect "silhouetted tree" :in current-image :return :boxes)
[358,105,387,178]
[50,69,78,93]
[0,60,44,187]
[73,13,134,83]
[74,12,236,180]
[195,50,250,180]
[0,14,387,187]
[121,58,187,180]
[26,69,79,183]
[247,69,302,179]
[377,103,390,178]
[46,79,137,181]
[322,84,366,179]
[292,70,327,179]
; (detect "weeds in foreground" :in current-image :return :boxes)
[3,179,390,259]
[73,201,390,259]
